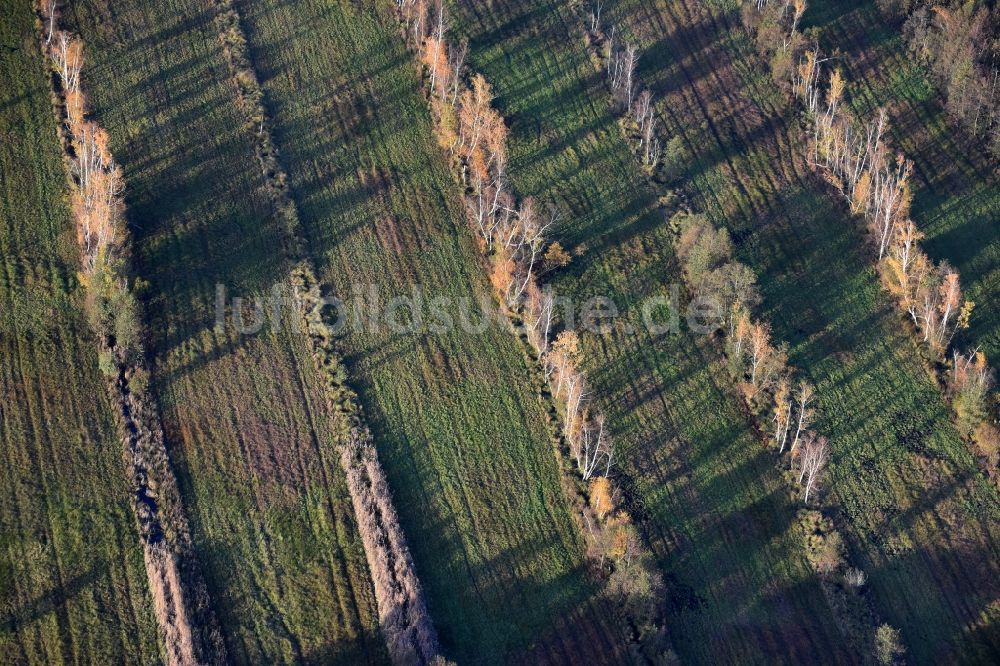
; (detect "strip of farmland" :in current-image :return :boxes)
[0,1,160,662]
[65,0,387,661]
[449,0,859,662]
[209,0,439,659]
[229,1,630,662]
[608,0,1000,660]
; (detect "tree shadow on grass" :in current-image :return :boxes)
[855,530,1000,662]
[0,564,103,636]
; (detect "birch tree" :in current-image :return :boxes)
[948,348,993,435]
[609,41,638,108]
[54,31,83,94]
[790,380,815,457]
[773,378,793,452]
[42,0,58,45]
[747,321,786,395]
[427,0,447,95]
[590,1,604,33]
[578,414,614,481]
[799,433,829,503]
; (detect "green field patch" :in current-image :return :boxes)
[0,2,160,662]
[451,0,856,662]
[610,0,1000,660]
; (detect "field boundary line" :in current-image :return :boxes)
[32,3,227,664]
[207,2,441,662]
[572,3,892,658]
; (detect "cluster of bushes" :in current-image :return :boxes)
[742,0,809,93]
[37,3,226,663]
[799,511,908,663]
[397,0,669,651]
[583,477,664,624]
[885,0,1000,157]
[749,0,999,480]
[797,509,905,663]
[949,349,1000,473]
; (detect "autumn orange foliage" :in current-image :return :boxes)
[49,33,123,276]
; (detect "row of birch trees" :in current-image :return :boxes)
[49,29,122,281]
[798,60,973,355]
[44,13,143,364]
[38,3,220,664]
[673,211,829,502]
[748,0,998,474]
[397,0,670,623]
[400,0,615,484]
[590,4,833,503]
[593,6,897,655]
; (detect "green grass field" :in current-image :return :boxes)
[232,1,627,661]
[5,0,999,662]
[805,0,1000,362]
[64,0,388,661]
[607,0,1000,660]
[450,0,860,662]
[0,1,160,662]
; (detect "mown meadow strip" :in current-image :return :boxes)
[802,0,1000,484]
[746,1,999,488]
[575,4,898,657]
[395,0,671,658]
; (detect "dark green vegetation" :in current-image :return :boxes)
[56,0,630,661]
[233,1,626,661]
[607,0,1000,660]
[451,0,859,662]
[65,0,385,661]
[0,1,160,661]
[5,0,999,662]
[805,0,1000,361]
